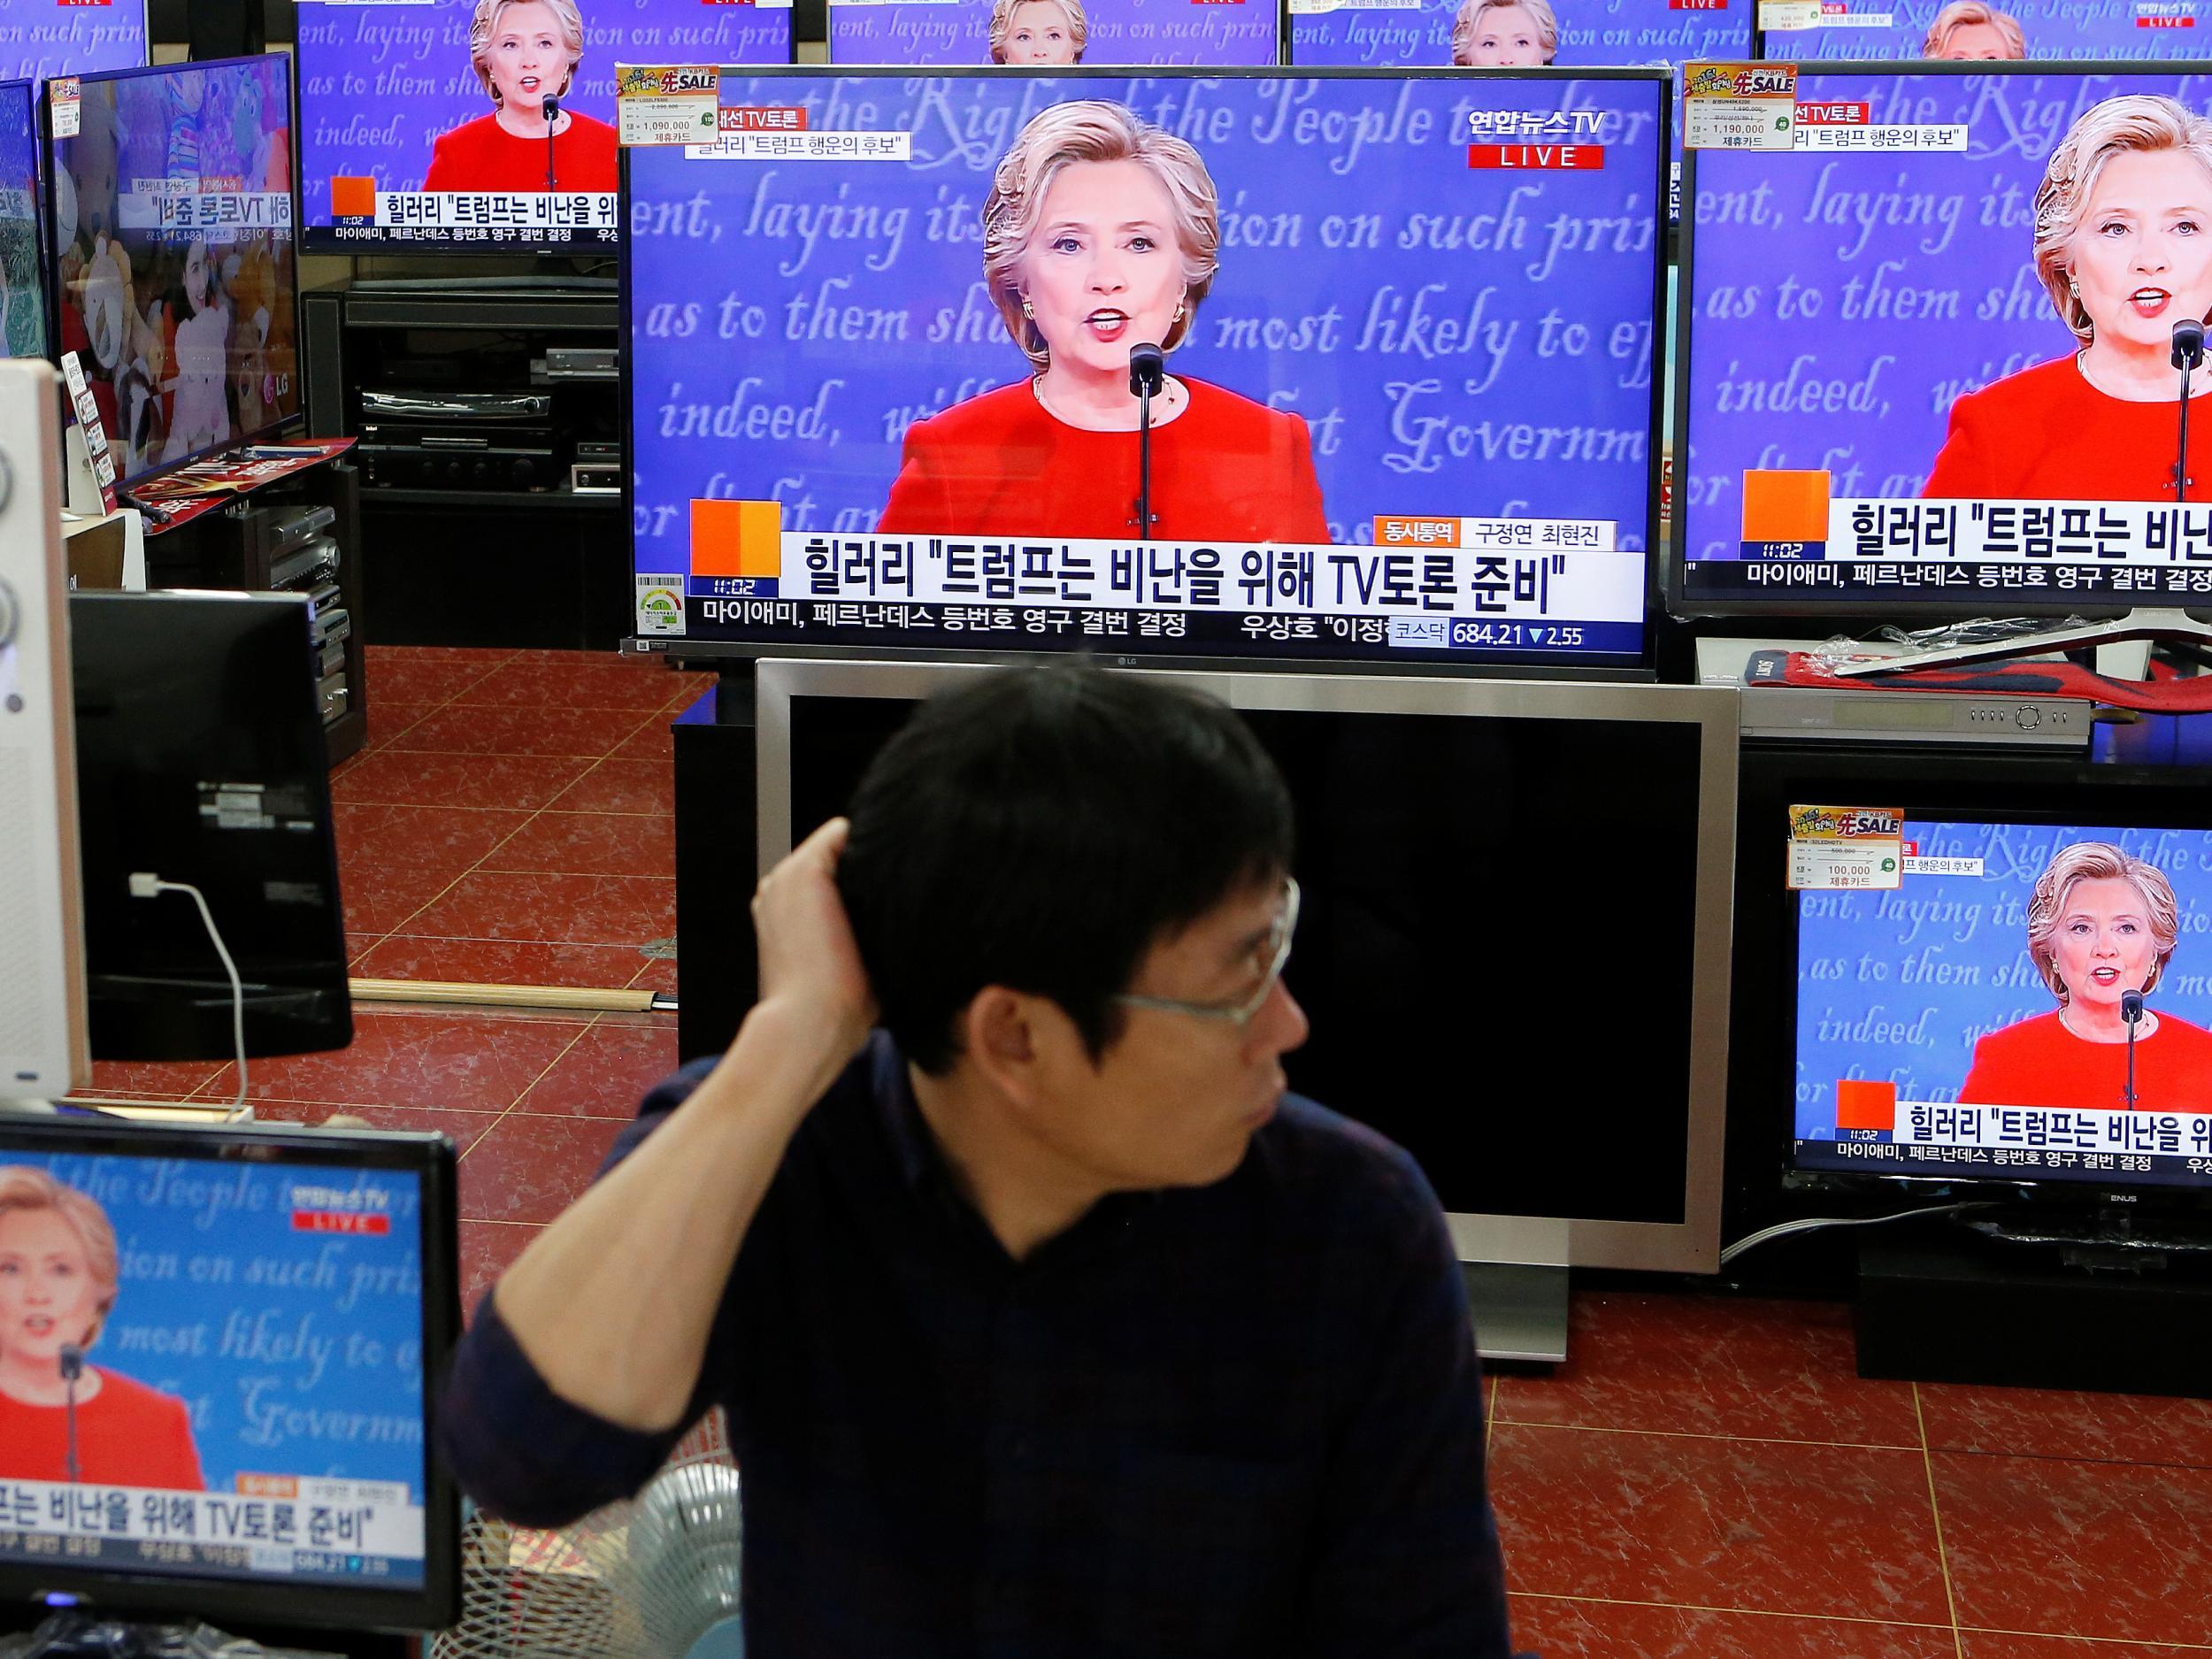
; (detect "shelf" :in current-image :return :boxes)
[361,488,623,511]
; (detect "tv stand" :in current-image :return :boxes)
[1829,605,2210,677]
[1855,1222,2212,1396]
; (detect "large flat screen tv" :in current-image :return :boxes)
[628,68,1669,673]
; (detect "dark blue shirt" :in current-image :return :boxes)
[438,1034,1516,1658]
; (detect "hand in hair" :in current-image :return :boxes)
[751,817,877,1069]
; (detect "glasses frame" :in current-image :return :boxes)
[1112,878,1300,1028]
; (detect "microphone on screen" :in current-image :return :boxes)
[58,1344,84,1484]
[540,94,562,196]
[2123,987,2146,1111]
[1129,342,1166,541]
[2172,320,2204,502]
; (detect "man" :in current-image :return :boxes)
[439,664,1519,1656]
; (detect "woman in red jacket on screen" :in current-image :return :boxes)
[422,0,618,195]
[1924,96,2212,502]
[1959,841,2212,1114]
[0,1168,204,1490]
[877,101,1331,542]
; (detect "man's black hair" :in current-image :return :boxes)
[838,664,1294,1074]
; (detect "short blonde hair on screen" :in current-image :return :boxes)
[1921,0,2026,58]
[982,101,1219,369]
[1451,0,1559,65]
[2024,841,2181,1003]
[988,0,1088,63]
[0,1167,119,1350]
[2035,95,2212,342]
[469,0,585,107]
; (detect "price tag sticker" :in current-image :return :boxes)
[58,349,118,513]
[1682,60,1798,150]
[1758,0,1823,27]
[49,77,79,141]
[616,64,721,148]
[1787,804,1905,891]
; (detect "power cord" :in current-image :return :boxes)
[1718,1202,2001,1268]
[128,873,249,1119]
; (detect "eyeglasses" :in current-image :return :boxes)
[1113,879,1300,1028]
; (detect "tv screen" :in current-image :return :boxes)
[0,78,43,360]
[296,0,793,253]
[0,1118,459,1631]
[48,56,299,490]
[628,68,1667,672]
[1287,0,1745,211]
[1793,812,2212,1197]
[828,0,1279,69]
[1759,0,2212,64]
[0,0,146,82]
[1674,63,2212,619]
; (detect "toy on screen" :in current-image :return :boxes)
[49,59,298,488]
[1678,65,2212,616]
[629,72,1667,669]
[298,0,789,250]
[1795,822,2212,1192]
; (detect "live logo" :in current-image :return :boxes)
[1467,143,1607,170]
[1670,0,1729,8]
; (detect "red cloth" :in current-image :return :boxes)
[421,111,618,194]
[1958,1009,2212,1114]
[877,378,1332,541]
[1924,355,2212,502]
[0,1366,205,1490]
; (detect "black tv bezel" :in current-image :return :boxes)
[0,1116,463,1634]
[39,53,306,494]
[1762,762,2212,1217]
[621,64,1673,680]
[1667,57,2212,625]
[292,0,800,257]
[0,75,51,365]
[823,0,1291,66]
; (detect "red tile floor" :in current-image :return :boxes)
[81,646,2212,1658]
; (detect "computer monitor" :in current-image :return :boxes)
[629,68,1669,674]
[0,0,147,82]
[45,55,300,490]
[0,357,86,1103]
[1673,62,2212,622]
[755,658,1739,1352]
[0,1115,460,1632]
[0,79,43,361]
[68,591,350,1064]
[1761,0,2212,64]
[1287,0,1745,215]
[827,0,1279,68]
[296,0,793,254]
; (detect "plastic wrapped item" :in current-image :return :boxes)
[1808,616,2093,675]
[0,1616,341,1659]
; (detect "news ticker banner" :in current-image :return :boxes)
[116,189,292,242]
[0,1475,424,1586]
[637,503,1643,657]
[324,188,618,245]
[1686,483,2212,603]
[1801,1101,2212,1189]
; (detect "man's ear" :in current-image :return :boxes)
[960,985,1064,1108]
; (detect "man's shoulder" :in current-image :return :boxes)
[1240,1094,1443,1237]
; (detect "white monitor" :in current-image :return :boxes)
[0,357,88,1100]
[756,658,1740,1360]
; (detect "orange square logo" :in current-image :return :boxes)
[1740,470,1832,543]
[1835,1079,1897,1133]
[690,499,783,580]
[330,176,377,219]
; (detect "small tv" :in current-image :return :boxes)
[296,0,793,254]
[0,0,147,83]
[0,78,44,360]
[1287,0,1749,212]
[1788,800,2212,1213]
[0,1115,460,1632]
[628,68,1670,673]
[755,657,1740,1354]
[1674,62,2212,622]
[1759,0,2212,64]
[827,0,1280,68]
[45,55,300,491]
[69,591,350,1064]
